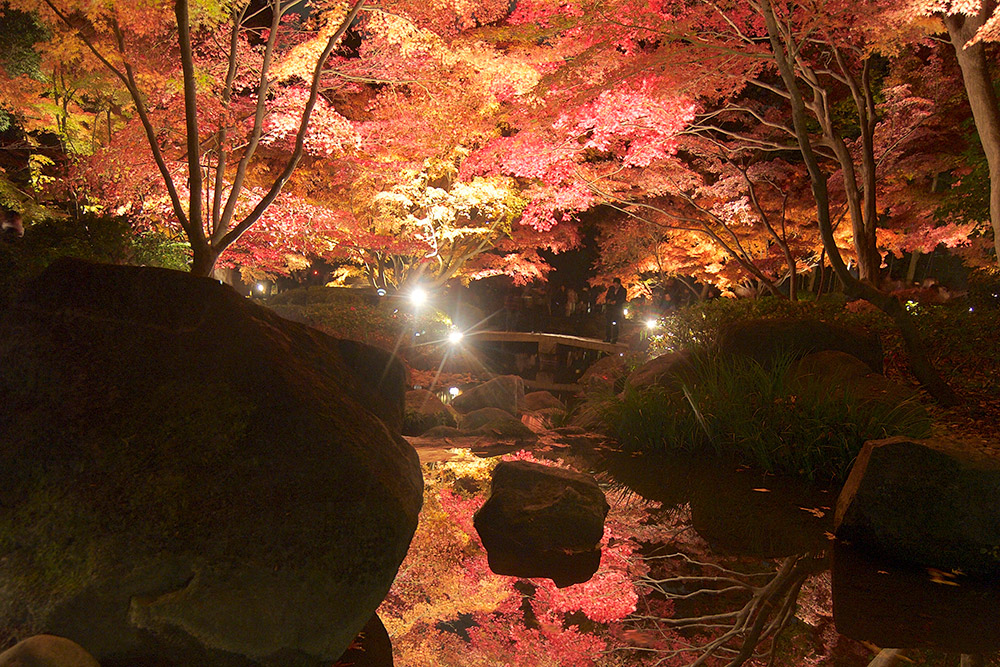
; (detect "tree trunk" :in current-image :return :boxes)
[944,5,1000,268]
[190,243,220,278]
[759,0,957,405]
[906,250,921,284]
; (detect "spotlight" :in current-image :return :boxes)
[377,287,387,297]
[448,330,464,344]
[448,386,460,397]
[645,319,658,330]
[255,283,265,293]
[623,307,630,317]
[410,287,428,307]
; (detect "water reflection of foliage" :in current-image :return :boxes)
[381,450,851,666]
[621,521,827,666]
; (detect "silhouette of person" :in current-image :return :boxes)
[604,277,627,343]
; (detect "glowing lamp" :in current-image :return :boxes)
[645,319,658,330]
[448,387,461,397]
[410,287,428,307]
[448,330,464,344]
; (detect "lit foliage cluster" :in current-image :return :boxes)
[380,450,848,667]
[2,0,999,288]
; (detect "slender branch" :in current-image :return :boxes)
[218,0,366,250]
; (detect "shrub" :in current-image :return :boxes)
[597,348,931,481]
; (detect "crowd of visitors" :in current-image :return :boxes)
[497,277,696,340]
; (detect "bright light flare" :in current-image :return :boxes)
[645,319,658,330]
[448,386,461,397]
[448,330,464,344]
[410,287,428,307]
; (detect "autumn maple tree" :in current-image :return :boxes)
[3,0,368,277]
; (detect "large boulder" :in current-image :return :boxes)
[0,635,100,667]
[333,339,407,433]
[403,389,457,436]
[450,375,525,415]
[835,437,1000,578]
[0,259,423,666]
[473,461,609,587]
[333,615,393,667]
[717,318,884,373]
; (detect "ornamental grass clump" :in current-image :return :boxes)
[598,349,931,481]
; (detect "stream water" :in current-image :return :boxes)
[596,449,1000,665]
[394,435,1000,667]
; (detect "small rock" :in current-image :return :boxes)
[451,375,525,415]
[403,389,458,436]
[459,407,518,431]
[0,635,100,667]
[474,461,609,587]
[522,391,566,412]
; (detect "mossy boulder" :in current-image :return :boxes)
[790,350,922,413]
[458,407,517,431]
[579,354,625,390]
[0,259,423,666]
[625,351,693,392]
[457,408,536,441]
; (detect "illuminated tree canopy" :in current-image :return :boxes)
[1,0,998,286]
